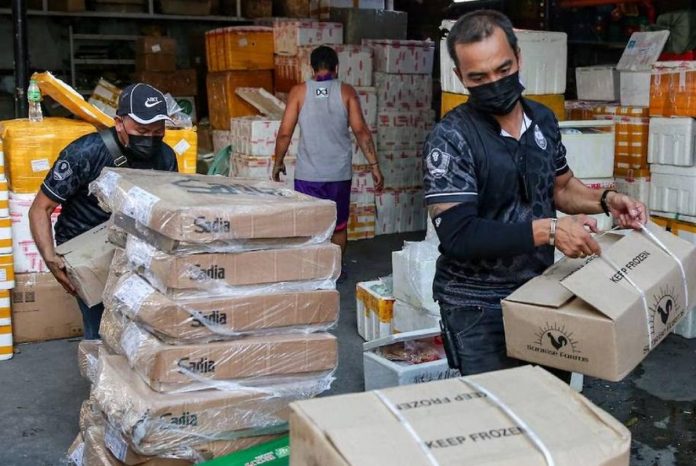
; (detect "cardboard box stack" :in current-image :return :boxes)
[0,118,96,343]
[68,169,340,463]
[365,39,435,235]
[0,140,12,361]
[290,365,632,465]
[273,19,343,93]
[205,27,275,131]
[226,88,299,188]
[440,22,567,122]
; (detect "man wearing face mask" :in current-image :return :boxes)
[425,11,647,379]
[29,83,177,339]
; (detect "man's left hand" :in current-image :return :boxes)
[607,192,647,230]
[271,162,286,182]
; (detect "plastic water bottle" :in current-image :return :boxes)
[27,79,43,123]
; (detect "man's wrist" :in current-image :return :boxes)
[600,189,618,216]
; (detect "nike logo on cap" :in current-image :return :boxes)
[144,97,161,108]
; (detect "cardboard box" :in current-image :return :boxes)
[347,201,376,242]
[355,86,377,127]
[295,45,373,87]
[104,271,338,342]
[576,66,619,101]
[377,110,434,152]
[503,226,696,381]
[9,191,61,273]
[273,20,343,56]
[110,318,337,392]
[124,235,340,294]
[90,169,337,246]
[364,40,434,75]
[356,280,394,341]
[78,339,102,383]
[229,116,299,157]
[289,365,631,466]
[137,37,177,56]
[329,8,407,45]
[363,329,458,390]
[559,120,615,179]
[375,189,427,235]
[136,54,176,72]
[206,70,274,130]
[88,78,121,118]
[374,72,432,111]
[56,223,116,307]
[134,69,197,97]
[11,272,83,343]
[230,154,296,188]
[440,21,567,95]
[0,118,96,194]
[442,92,565,122]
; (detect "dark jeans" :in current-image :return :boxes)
[77,298,104,340]
[441,303,572,384]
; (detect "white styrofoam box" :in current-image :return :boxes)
[392,241,439,314]
[229,116,299,158]
[9,192,61,273]
[570,373,585,393]
[379,150,422,189]
[273,20,343,56]
[578,177,615,190]
[440,21,567,95]
[648,118,696,167]
[620,71,652,107]
[576,66,619,101]
[649,164,696,215]
[212,130,231,154]
[363,329,459,390]
[229,154,296,187]
[374,72,433,112]
[615,174,650,205]
[377,110,435,151]
[560,120,615,179]
[393,300,440,333]
[670,223,696,338]
[376,189,427,235]
[356,87,377,127]
[311,0,384,19]
[348,202,377,242]
[356,280,395,341]
[363,39,435,75]
[296,45,373,87]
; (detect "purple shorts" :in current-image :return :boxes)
[294,179,351,231]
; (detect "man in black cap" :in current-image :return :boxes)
[29,83,178,339]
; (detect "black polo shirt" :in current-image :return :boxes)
[423,99,569,307]
[41,128,178,245]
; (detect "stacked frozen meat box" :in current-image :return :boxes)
[0,139,12,361]
[364,39,435,235]
[70,169,341,464]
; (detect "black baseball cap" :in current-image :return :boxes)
[116,83,172,125]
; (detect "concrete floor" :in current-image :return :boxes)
[0,232,694,465]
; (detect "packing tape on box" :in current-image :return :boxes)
[458,378,557,466]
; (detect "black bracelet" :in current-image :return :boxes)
[600,189,617,216]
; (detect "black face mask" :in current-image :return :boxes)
[126,134,163,160]
[467,71,525,116]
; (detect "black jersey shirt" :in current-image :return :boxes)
[423,99,570,307]
[41,128,178,245]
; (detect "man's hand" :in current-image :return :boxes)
[555,215,601,259]
[271,162,286,182]
[372,165,384,192]
[607,192,647,230]
[46,255,76,295]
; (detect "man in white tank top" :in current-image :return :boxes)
[273,46,383,280]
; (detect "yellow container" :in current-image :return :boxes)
[0,218,10,255]
[441,92,565,122]
[223,27,274,71]
[0,254,13,290]
[1,118,96,194]
[164,128,198,174]
[0,139,5,177]
[0,290,11,361]
[0,178,7,217]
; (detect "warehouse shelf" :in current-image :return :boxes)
[72,58,136,65]
[0,8,247,21]
[72,33,141,41]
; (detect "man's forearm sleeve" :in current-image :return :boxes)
[434,202,536,260]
